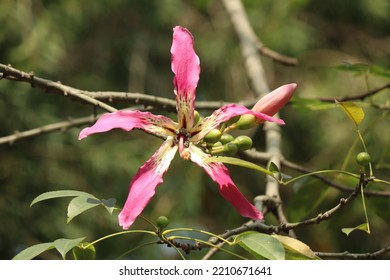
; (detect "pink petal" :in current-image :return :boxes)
[252,83,297,117]
[190,104,284,143]
[119,138,178,229]
[78,110,177,140]
[171,26,200,129]
[188,145,263,220]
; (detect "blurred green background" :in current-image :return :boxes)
[1,0,389,259]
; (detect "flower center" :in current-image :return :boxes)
[174,128,191,160]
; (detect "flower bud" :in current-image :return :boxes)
[233,135,253,151]
[223,143,238,156]
[226,115,240,126]
[235,114,257,130]
[193,110,202,125]
[252,83,297,123]
[156,216,169,229]
[220,133,234,144]
[356,152,371,166]
[204,129,222,143]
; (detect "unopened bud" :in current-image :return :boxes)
[356,152,371,167]
[235,114,257,130]
[204,129,222,143]
[194,110,202,125]
[220,133,234,144]
[156,216,169,229]
[223,143,238,156]
[233,135,253,151]
[226,115,240,126]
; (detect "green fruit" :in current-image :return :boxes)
[356,152,371,166]
[204,129,222,143]
[235,114,257,130]
[233,135,253,151]
[156,216,169,229]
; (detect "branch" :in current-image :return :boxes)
[0,63,117,113]
[241,149,390,197]
[0,115,97,145]
[315,244,390,259]
[222,0,293,236]
[318,82,390,102]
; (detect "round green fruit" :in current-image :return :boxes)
[156,216,169,229]
[356,152,371,166]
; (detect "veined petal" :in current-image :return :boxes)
[252,83,296,117]
[190,104,284,143]
[119,137,178,229]
[78,110,177,140]
[188,144,263,220]
[171,26,200,129]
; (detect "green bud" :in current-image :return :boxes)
[233,135,253,151]
[235,114,257,130]
[72,242,96,260]
[204,129,222,143]
[193,110,201,125]
[223,143,238,156]
[226,115,240,126]
[356,152,371,166]
[156,216,169,229]
[207,141,222,148]
[220,133,235,144]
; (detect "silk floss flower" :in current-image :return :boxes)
[78,26,296,229]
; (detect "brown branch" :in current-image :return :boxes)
[319,82,390,102]
[315,244,390,259]
[0,115,97,145]
[256,42,298,66]
[0,63,117,113]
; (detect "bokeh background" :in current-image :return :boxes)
[1,0,389,259]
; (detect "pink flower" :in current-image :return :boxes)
[79,26,287,229]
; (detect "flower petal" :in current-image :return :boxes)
[119,137,178,229]
[188,144,263,220]
[252,83,296,117]
[190,104,284,143]
[78,110,177,140]
[171,26,200,129]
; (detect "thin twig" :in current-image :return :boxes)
[0,115,97,145]
[318,82,390,102]
[315,244,390,259]
[0,63,117,113]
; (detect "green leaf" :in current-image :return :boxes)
[53,237,86,260]
[335,62,390,78]
[13,242,55,260]
[101,198,117,214]
[291,96,336,112]
[31,190,96,207]
[205,156,274,176]
[234,232,285,260]
[67,196,101,223]
[268,162,280,174]
[342,223,370,236]
[272,235,320,260]
[72,242,96,260]
[336,101,365,127]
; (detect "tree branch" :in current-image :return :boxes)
[222,0,292,236]
[0,63,117,113]
[0,115,97,145]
